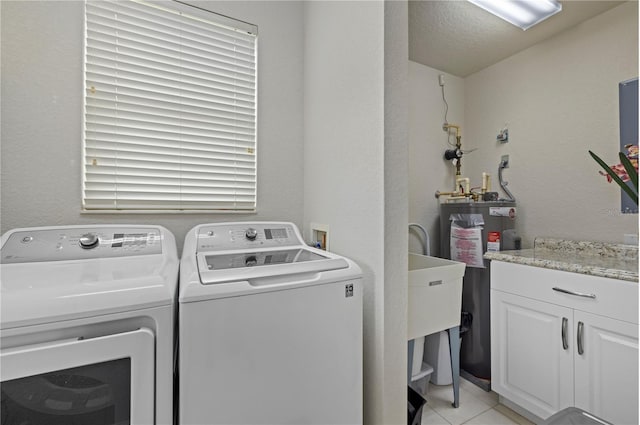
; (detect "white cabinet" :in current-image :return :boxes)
[492,291,574,418]
[491,261,639,424]
[574,310,639,425]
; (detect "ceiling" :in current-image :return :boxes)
[409,1,625,77]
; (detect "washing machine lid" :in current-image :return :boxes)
[179,222,361,303]
[197,247,350,285]
[0,225,179,329]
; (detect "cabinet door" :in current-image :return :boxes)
[491,290,574,419]
[574,311,639,425]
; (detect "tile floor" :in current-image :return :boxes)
[418,378,536,425]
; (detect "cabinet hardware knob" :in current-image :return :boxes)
[562,317,569,350]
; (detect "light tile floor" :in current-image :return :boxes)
[419,379,536,425]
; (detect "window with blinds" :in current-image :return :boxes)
[83,0,257,212]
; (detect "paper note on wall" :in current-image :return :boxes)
[450,223,485,268]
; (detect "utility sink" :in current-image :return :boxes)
[408,253,466,341]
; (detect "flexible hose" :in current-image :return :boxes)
[498,161,516,201]
[408,223,431,256]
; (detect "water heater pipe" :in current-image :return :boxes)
[443,124,463,178]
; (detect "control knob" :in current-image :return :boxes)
[245,228,258,241]
[79,233,100,249]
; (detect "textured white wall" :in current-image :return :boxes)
[408,62,465,257]
[303,1,407,423]
[302,2,385,423]
[464,2,639,246]
[0,1,305,253]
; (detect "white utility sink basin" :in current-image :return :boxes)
[408,253,466,341]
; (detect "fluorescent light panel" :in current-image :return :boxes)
[468,0,562,30]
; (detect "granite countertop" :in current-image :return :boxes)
[484,238,639,282]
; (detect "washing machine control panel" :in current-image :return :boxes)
[197,223,302,252]
[1,227,162,263]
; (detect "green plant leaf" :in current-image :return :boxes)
[618,151,638,191]
[589,150,638,205]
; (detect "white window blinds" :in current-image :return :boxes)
[83,0,257,211]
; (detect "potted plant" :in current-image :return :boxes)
[589,144,638,206]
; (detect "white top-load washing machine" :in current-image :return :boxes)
[0,225,178,425]
[179,222,363,425]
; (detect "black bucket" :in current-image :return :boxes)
[407,385,426,425]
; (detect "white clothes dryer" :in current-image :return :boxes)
[178,222,363,425]
[0,225,179,425]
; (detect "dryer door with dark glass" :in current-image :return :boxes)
[1,328,155,425]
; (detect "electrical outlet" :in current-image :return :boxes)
[623,234,638,245]
[438,74,445,87]
[501,155,509,168]
[310,222,330,251]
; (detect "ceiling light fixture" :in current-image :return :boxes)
[468,0,562,30]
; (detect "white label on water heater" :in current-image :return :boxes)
[489,207,516,218]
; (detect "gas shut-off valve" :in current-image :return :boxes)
[444,147,463,161]
[442,123,463,175]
